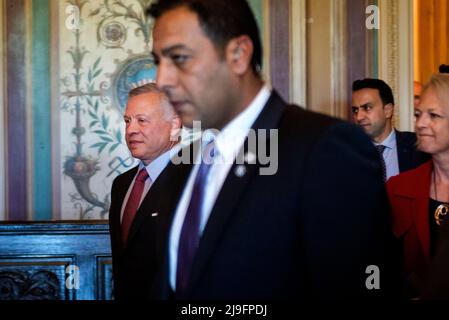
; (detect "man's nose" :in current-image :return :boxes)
[355,110,366,122]
[126,120,139,135]
[156,60,176,92]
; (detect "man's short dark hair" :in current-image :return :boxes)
[147,0,262,75]
[352,78,395,106]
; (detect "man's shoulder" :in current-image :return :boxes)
[282,104,342,127]
[112,165,139,185]
[260,90,349,134]
[279,103,364,142]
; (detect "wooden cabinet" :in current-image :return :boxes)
[0,222,112,300]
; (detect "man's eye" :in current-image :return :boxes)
[351,107,358,114]
[124,118,130,124]
[172,54,188,65]
[362,105,372,111]
[413,111,421,118]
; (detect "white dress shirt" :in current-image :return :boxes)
[120,148,173,222]
[169,85,272,290]
[375,129,399,181]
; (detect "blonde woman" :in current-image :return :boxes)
[387,73,449,298]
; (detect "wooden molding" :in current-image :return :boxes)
[290,0,307,107]
[378,0,413,131]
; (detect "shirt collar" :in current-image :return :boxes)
[213,85,271,161]
[375,129,396,150]
[138,147,173,182]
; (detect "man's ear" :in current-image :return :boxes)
[169,116,182,142]
[225,35,254,76]
[384,103,394,119]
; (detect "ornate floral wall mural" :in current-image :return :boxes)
[59,0,156,220]
[1,0,264,221]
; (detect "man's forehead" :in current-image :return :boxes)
[152,6,203,48]
[353,88,381,102]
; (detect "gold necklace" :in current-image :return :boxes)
[433,169,449,226]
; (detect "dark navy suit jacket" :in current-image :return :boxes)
[109,164,175,300]
[395,130,429,173]
[138,91,397,300]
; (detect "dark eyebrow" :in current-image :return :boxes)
[154,44,194,57]
[360,103,371,109]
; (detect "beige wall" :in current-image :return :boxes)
[378,0,414,131]
[306,0,332,115]
[305,0,347,119]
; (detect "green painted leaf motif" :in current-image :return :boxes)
[93,57,101,71]
[89,121,98,129]
[98,143,108,154]
[115,130,122,143]
[88,110,97,119]
[109,143,120,154]
[89,8,101,17]
[101,114,109,129]
[100,136,114,142]
[93,69,102,79]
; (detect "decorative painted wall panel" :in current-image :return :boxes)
[58,0,155,220]
[1,0,265,221]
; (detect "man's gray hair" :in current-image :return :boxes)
[128,83,176,120]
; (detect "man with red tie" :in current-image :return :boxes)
[108,83,181,300]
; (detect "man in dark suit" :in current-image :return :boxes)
[351,78,429,181]
[109,83,181,300]
[147,0,396,299]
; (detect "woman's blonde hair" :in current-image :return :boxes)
[422,73,449,108]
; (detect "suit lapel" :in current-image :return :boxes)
[396,130,410,172]
[393,161,432,260]
[186,91,287,295]
[126,186,157,247]
[127,148,196,247]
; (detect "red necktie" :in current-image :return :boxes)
[121,169,149,246]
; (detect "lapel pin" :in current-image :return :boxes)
[151,213,159,217]
[234,165,247,177]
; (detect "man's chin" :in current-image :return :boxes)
[129,151,143,160]
[180,115,196,129]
